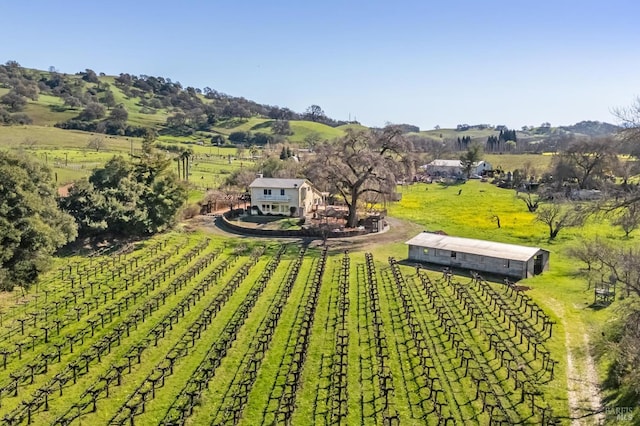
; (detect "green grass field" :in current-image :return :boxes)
[209,117,346,144]
[388,179,634,423]
[484,153,554,174]
[0,125,242,190]
[0,160,632,424]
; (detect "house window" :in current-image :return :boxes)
[280,189,285,196]
[423,248,429,255]
[272,205,277,210]
[264,189,272,195]
[451,251,457,259]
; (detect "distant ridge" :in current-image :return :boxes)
[558,120,621,137]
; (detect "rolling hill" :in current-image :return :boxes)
[0,62,621,152]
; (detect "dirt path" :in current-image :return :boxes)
[188,215,423,252]
[550,301,604,425]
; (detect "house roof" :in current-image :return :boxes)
[249,178,309,189]
[427,159,462,167]
[422,159,490,169]
[405,232,546,262]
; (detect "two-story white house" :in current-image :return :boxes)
[248,177,324,217]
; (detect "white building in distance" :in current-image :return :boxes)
[423,159,492,177]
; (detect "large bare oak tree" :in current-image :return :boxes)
[305,126,410,228]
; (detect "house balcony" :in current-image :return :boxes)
[254,194,292,202]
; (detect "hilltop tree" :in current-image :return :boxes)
[81,69,99,83]
[272,119,292,135]
[304,104,326,122]
[0,152,77,290]
[305,126,408,227]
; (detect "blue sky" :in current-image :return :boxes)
[3,0,639,130]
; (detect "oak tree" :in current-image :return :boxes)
[306,126,408,227]
[0,152,77,290]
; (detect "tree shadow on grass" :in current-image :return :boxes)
[49,105,75,113]
[56,234,143,258]
[250,121,273,131]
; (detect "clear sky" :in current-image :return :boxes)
[3,0,639,130]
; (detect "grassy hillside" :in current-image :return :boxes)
[418,128,499,140]
[288,120,344,142]
[211,117,271,135]
[210,117,346,143]
[335,123,369,132]
[0,125,134,151]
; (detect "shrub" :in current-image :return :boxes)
[181,203,201,220]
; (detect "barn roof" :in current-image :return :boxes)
[428,159,462,167]
[249,178,308,189]
[423,159,490,168]
[405,232,546,262]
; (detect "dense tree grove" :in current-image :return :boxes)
[59,141,187,237]
[228,131,273,146]
[549,137,618,190]
[486,128,517,152]
[0,152,77,291]
[456,135,472,150]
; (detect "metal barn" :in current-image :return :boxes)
[405,232,550,279]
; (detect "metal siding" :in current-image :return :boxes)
[408,244,527,278]
[405,232,549,263]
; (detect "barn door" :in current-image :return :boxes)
[533,254,544,275]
